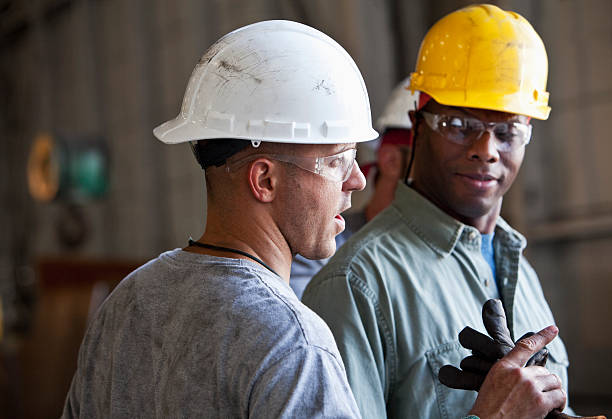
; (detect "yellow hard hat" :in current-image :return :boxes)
[408,4,550,120]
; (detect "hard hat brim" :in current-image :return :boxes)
[154,115,379,144]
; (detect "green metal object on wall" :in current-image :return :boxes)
[28,133,109,203]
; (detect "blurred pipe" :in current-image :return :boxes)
[528,213,612,244]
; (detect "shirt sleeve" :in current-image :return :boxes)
[248,345,361,418]
[61,375,80,418]
[302,272,390,419]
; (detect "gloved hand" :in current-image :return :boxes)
[439,299,547,391]
[439,299,606,419]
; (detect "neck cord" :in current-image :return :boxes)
[404,119,418,186]
[188,239,280,277]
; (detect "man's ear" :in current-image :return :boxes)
[247,158,278,203]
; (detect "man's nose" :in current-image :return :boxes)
[468,130,500,163]
[343,161,366,192]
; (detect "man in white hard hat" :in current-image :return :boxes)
[62,20,372,418]
[63,19,565,419]
[290,78,416,299]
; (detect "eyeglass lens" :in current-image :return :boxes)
[319,148,356,182]
[423,112,530,152]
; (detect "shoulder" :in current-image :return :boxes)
[248,342,359,418]
[306,204,431,295]
[253,270,344,358]
[88,250,339,353]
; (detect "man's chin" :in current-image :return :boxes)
[454,198,500,220]
[300,241,337,261]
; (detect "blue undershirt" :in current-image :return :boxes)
[480,233,496,283]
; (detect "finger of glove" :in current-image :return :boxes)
[526,348,549,367]
[537,350,549,366]
[482,299,515,348]
[459,326,507,360]
[438,365,484,391]
[460,355,495,374]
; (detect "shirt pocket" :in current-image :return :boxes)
[544,337,570,392]
[425,338,571,419]
[425,341,477,419]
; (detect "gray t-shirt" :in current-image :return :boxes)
[62,249,360,418]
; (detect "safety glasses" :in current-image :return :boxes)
[226,148,358,183]
[420,111,532,153]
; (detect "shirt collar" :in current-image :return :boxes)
[392,182,526,256]
[494,216,527,252]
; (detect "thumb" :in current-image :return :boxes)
[504,325,558,367]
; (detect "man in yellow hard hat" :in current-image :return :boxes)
[303,4,573,418]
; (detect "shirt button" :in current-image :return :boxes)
[468,231,477,241]
[484,279,490,287]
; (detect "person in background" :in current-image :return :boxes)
[302,4,573,418]
[290,79,416,299]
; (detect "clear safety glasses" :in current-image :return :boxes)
[226,148,357,183]
[420,111,532,153]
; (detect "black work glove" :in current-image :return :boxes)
[439,299,606,419]
[439,299,547,391]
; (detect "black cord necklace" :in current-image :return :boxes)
[188,239,280,277]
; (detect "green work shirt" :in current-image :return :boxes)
[302,183,570,419]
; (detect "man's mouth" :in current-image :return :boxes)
[456,172,498,189]
[334,214,346,230]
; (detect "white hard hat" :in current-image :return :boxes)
[375,77,418,132]
[154,20,378,145]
